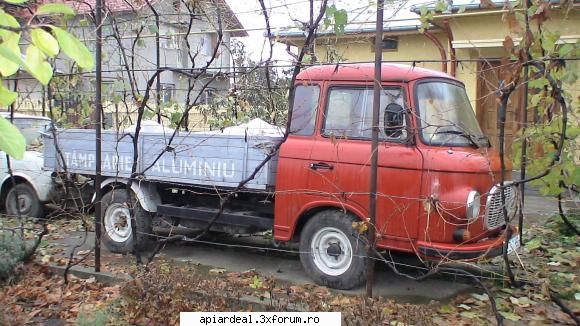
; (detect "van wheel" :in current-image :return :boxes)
[299,210,367,290]
[101,189,154,253]
[5,183,43,219]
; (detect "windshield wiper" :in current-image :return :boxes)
[475,135,491,147]
[435,129,480,148]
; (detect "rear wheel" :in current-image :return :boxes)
[4,183,43,219]
[101,189,154,253]
[299,210,367,290]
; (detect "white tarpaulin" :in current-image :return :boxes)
[195,118,284,137]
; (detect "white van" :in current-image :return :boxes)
[0,113,54,218]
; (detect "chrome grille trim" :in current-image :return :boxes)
[484,183,518,230]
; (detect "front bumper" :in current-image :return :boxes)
[417,226,517,260]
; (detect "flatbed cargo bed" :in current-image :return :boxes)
[43,129,282,190]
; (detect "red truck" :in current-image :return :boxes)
[45,63,519,290]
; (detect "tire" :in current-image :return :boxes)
[4,183,44,219]
[299,210,368,290]
[100,189,154,253]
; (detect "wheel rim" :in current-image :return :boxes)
[7,190,33,215]
[311,227,353,276]
[104,203,132,243]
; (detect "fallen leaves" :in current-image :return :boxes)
[500,311,521,321]
[0,263,120,325]
[1,212,577,325]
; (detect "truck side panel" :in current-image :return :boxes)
[44,130,281,190]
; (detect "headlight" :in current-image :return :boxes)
[466,190,481,221]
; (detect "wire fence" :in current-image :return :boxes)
[1,2,578,319]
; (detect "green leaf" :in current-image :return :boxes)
[460,311,479,319]
[525,238,542,251]
[2,0,28,4]
[501,288,513,294]
[31,28,60,57]
[542,31,559,52]
[322,17,330,29]
[170,112,182,125]
[0,9,20,40]
[37,3,75,15]
[530,93,543,107]
[558,43,574,57]
[561,71,577,85]
[434,1,447,12]
[500,311,521,321]
[148,25,159,34]
[25,45,53,85]
[0,116,26,160]
[325,4,337,16]
[50,26,94,69]
[333,9,348,35]
[438,304,453,313]
[0,33,22,77]
[0,83,18,106]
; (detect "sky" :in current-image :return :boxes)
[225,0,381,64]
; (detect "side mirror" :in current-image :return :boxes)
[384,103,405,138]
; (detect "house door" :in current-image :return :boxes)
[476,61,525,157]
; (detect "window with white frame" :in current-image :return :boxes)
[161,83,176,103]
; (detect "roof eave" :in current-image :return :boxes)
[275,24,425,42]
[217,0,248,37]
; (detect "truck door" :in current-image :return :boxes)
[274,84,322,241]
[308,85,423,250]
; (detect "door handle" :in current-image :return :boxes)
[310,162,334,171]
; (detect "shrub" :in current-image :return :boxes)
[0,231,27,279]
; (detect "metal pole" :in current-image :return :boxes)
[156,14,161,123]
[366,0,384,298]
[309,0,315,64]
[94,0,104,273]
[518,0,531,246]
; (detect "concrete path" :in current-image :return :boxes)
[52,231,472,303]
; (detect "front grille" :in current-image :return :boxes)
[484,184,518,230]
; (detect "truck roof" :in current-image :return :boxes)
[296,63,457,83]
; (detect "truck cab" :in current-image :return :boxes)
[275,63,519,289]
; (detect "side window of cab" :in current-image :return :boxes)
[290,85,320,136]
[322,87,407,141]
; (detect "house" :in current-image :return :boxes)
[4,0,247,130]
[276,0,579,156]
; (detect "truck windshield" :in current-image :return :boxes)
[416,81,488,147]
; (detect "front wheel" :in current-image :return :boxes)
[5,183,43,219]
[101,189,154,253]
[299,210,368,290]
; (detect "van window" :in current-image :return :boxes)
[290,85,320,135]
[323,87,406,140]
